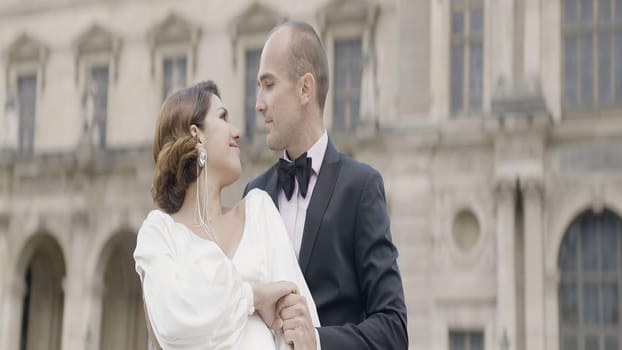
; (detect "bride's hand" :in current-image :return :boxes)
[251,281,298,330]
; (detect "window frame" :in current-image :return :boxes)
[323,23,366,133]
[4,34,48,154]
[449,329,486,350]
[160,52,188,102]
[332,36,364,131]
[449,0,485,116]
[241,46,262,141]
[14,70,38,155]
[76,55,115,149]
[561,0,622,117]
[147,14,200,103]
[229,3,283,145]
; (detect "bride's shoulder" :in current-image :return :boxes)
[244,189,278,216]
[244,188,271,204]
[138,210,174,237]
[143,209,168,225]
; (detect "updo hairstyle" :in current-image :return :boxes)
[151,80,220,214]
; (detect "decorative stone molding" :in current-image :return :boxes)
[3,33,49,152]
[73,24,122,85]
[3,33,49,92]
[521,179,543,201]
[316,0,380,35]
[452,209,481,253]
[591,181,605,214]
[228,2,282,69]
[146,13,201,78]
[558,143,622,178]
[71,210,89,231]
[494,133,545,182]
[491,78,550,119]
[495,135,544,162]
[317,0,381,136]
[494,179,516,202]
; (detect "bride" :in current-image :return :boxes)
[134,80,320,349]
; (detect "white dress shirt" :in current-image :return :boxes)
[277,130,328,350]
[278,130,328,258]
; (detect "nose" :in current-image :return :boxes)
[256,93,266,114]
[231,124,241,141]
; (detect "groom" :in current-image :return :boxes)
[244,21,408,349]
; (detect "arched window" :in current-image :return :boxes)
[559,210,622,350]
[18,234,65,350]
[99,232,147,350]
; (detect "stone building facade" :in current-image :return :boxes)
[1,0,621,350]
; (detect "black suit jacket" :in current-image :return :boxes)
[244,139,408,349]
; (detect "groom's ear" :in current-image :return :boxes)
[299,72,315,106]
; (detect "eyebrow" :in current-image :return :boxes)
[258,72,276,83]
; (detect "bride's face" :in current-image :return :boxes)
[197,95,242,187]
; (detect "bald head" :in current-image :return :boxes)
[269,21,330,112]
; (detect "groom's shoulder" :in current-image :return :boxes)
[245,162,277,192]
[336,150,381,182]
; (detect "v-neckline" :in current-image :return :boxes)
[159,197,249,261]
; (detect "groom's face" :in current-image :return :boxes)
[256,28,304,152]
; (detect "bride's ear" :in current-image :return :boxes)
[190,124,200,140]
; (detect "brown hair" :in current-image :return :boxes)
[151,80,220,214]
[271,21,329,111]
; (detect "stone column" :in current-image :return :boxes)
[523,0,541,81]
[522,180,545,350]
[85,279,105,350]
[491,0,518,86]
[398,0,431,119]
[495,180,517,350]
[0,278,25,350]
[60,276,83,350]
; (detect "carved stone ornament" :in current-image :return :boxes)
[147,13,201,77]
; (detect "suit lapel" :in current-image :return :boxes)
[298,139,341,274]
[264,165,280,209]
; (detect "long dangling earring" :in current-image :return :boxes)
[198,147,207,168]
[194,147,217,242]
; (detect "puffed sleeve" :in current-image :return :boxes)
[134,211,255,350]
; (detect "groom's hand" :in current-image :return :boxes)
[277,293,316,350]
[252,281,298,330]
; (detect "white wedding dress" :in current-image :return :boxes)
[134,189,320,350]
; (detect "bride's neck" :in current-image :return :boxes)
[175,179,223,222]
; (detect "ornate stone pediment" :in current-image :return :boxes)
[4,33,48,64]
[228,2,282,69]
[147,13,200,47]
[74,24,121,56]
[146,13,201,77]
[73,24,122,84]
[3,33,49,94]
[229,2,282,39]
[317,0,379,31]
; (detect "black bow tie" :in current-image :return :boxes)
[278,153,312,200]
